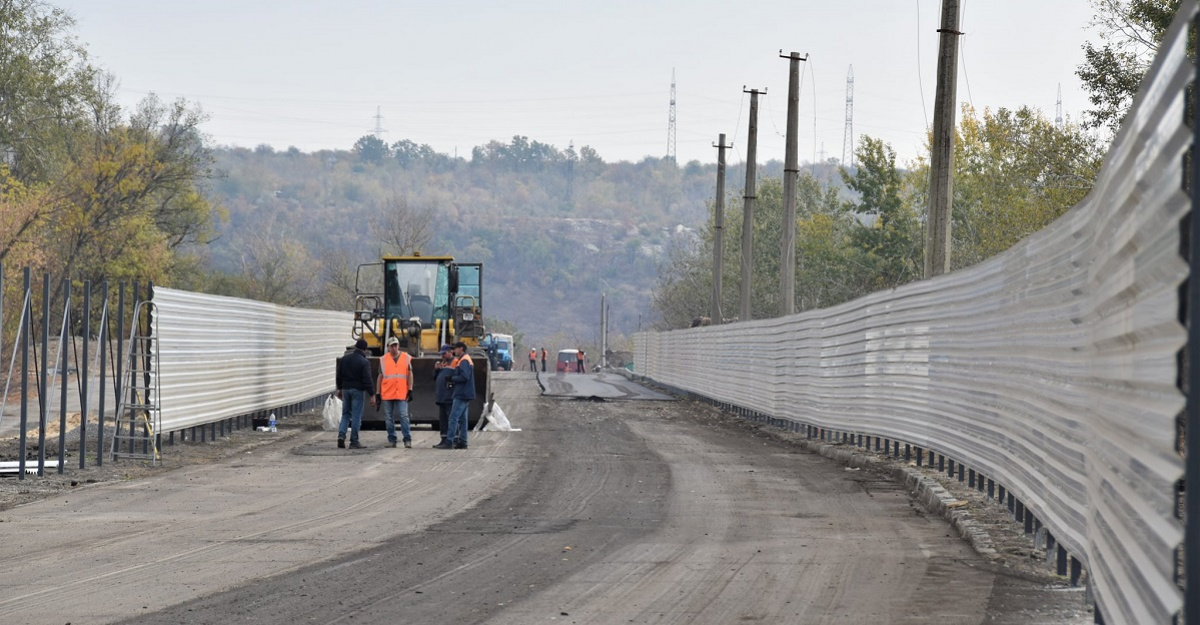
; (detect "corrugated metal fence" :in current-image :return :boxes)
[152,288,350,432]
[634,5,1196,624]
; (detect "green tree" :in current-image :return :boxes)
[653,174,859,328]
[353,135,390,164]
[0,0,98,181]
[840,136,923,290]
[1076,0,1180,133]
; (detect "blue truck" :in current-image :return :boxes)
[483,333,514,371]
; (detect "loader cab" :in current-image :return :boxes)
[370,255,485,352]
[383,258,449,330]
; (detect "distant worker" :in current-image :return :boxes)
[443,341,476,450]
[541,347,548,372]
[376,336,413,448]
[336,338,375,449]
[529,348,537,371]
[576,349,585,373]
[432,343,456,449]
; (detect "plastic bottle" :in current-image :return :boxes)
[268,412,277,432]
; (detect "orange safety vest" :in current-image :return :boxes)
[530,349,537,360]
[379,352,413,399]
[577,351,584,361]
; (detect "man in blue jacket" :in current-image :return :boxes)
[432,344,456,449]
[442,341,476,450]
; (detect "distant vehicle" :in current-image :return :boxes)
[556,349,579,373]
[483,333,514,371]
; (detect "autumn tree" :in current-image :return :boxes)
[50,91,221,287]
[907,105,1102,270]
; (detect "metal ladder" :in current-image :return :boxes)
[110,300,160,464]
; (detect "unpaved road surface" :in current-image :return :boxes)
[0,371,1088,624]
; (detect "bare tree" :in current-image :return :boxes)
[316,245,370,311]
[371,193,434,256]
[235,229,320,307]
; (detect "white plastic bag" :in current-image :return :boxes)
[322,395,342,431]
[482,402,520,432]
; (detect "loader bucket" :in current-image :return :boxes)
[358,353,490,430]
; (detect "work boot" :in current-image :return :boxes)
[387,441,397,448]
[349,442,366,449]
[433,442,453,450]
[337,438,345,449]
[403,441,412,449]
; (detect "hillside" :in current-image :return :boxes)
[203,138,838,350]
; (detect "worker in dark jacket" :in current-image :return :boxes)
[432,343,456,448]
[336,338,375,449]
[441,341,476,450]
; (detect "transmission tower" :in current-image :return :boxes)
[667,69,677,162]
[372,106,387,138]
[1055,84,1063,128]
[842,65,854,168]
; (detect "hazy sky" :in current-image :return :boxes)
[54,0,1099,165]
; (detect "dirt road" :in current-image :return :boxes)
[0,372,1088,624]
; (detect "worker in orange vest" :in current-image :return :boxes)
[541,347,548,372]
[376,336,414,448]
[576,348,585,373]
[529,348,537,371]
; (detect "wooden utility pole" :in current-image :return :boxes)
[712,133,732,324]
[779,51,807,316]
[740,87,765,322]
[925,0,961,278]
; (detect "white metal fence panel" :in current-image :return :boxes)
[151,288,351,432]
[634,5,1196,623]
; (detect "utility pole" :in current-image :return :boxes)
[740,87,765,322]
[924,0,961,278]
[712,133,733,324]
[667,69,677,162]
[843,65,855,167]
[779,51,807,317]
[600,293,607,369]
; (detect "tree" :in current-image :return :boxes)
[0,0,98,181]
[229,228,321,307]
[0,165,48,268]
[1076,0,1180,133]
[50,92,221,286]
[907,105,1102,270]
[371,194,434,256]
[840,136,923,290]
[653,173,859,327]
[353,135,390,164]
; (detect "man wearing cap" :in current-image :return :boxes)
[443,341,476,449]
[432,343,456,448]
[376,336,414,448]
[336,338,375,449]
